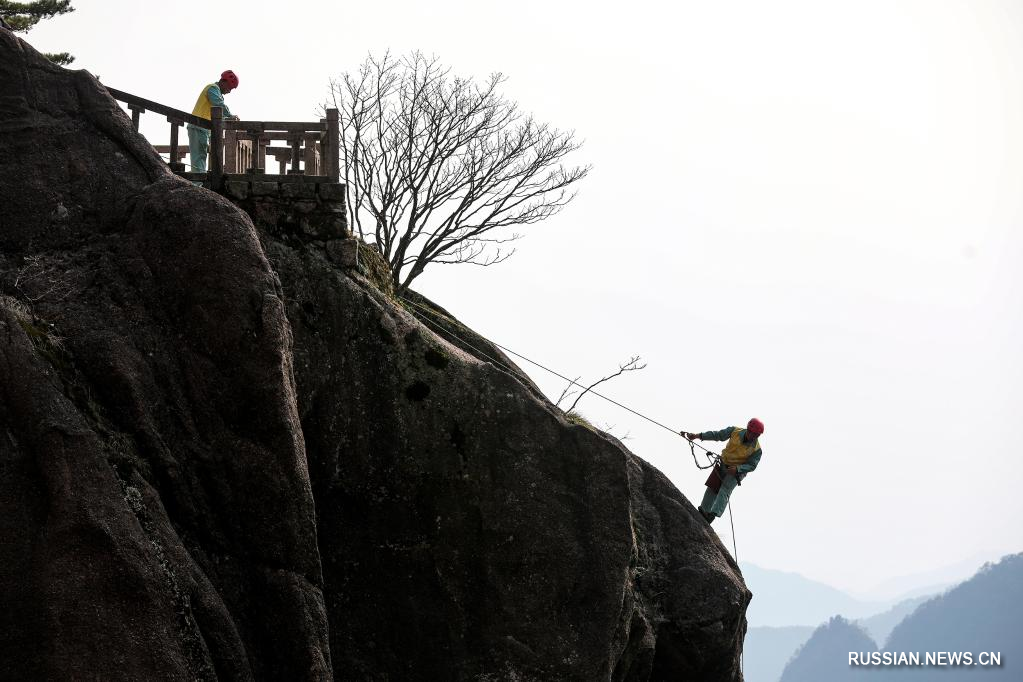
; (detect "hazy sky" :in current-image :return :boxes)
[25,0,1023,594]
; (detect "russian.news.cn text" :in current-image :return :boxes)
[849,652,1003,667]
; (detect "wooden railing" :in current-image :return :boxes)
[106,87,205,173]
[106,87,340,187]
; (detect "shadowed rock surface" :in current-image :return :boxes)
[0,30,748,681]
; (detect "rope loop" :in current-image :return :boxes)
[688,438,720,470]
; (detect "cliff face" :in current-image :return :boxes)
[0,30,749,681]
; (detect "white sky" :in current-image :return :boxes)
[26,0,1023,595]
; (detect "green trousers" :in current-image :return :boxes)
[187,125,209,172]
[700,472,739,518]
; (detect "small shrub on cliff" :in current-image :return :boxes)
[564,410,596,430]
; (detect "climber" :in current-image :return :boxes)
[682,418,764,524]
[186,70,239,173]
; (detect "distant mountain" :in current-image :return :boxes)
[851,550,1005,602]
[743,595,930,682]
[855,594,931,645]
[766,553,1023,681]
[741,563,893,626]
[778,616,877,682]
[873,553,1023,679]
[742,626,814,682]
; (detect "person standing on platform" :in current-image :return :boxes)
[187,70,239,173]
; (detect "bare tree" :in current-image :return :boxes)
[328,52,590,294]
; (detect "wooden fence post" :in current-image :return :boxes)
[210,107,224,188]
[256,134,267,174]
[128,104,144,131]
[167,116,185,173]
[245,128,265,175]
[304,134,319,176]
[326,108,340,182]
[289,135,303,175]
[319,118,326,177]
[224,129,237,173]
[242,139,251,174]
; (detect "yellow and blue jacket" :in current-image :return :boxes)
[698,427,763,475]
[190,83,233,122]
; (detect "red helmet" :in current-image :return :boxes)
[747,418,765,436]
[220,70,239,88]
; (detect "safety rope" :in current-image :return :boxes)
[729,500,741,677]
[401,296,721,451]
[399,294,742,568]
[728,503,738,563]
[401,298,583,401]
[689,438,739,566]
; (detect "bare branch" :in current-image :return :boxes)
[566,356,647,414]
[13,254,80,305]
[555,376,583,409]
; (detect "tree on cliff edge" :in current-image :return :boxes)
[0,0,74,64]
[328,52,590,294]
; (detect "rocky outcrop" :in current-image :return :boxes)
[0,29,748,680]
[1,30,328,681]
